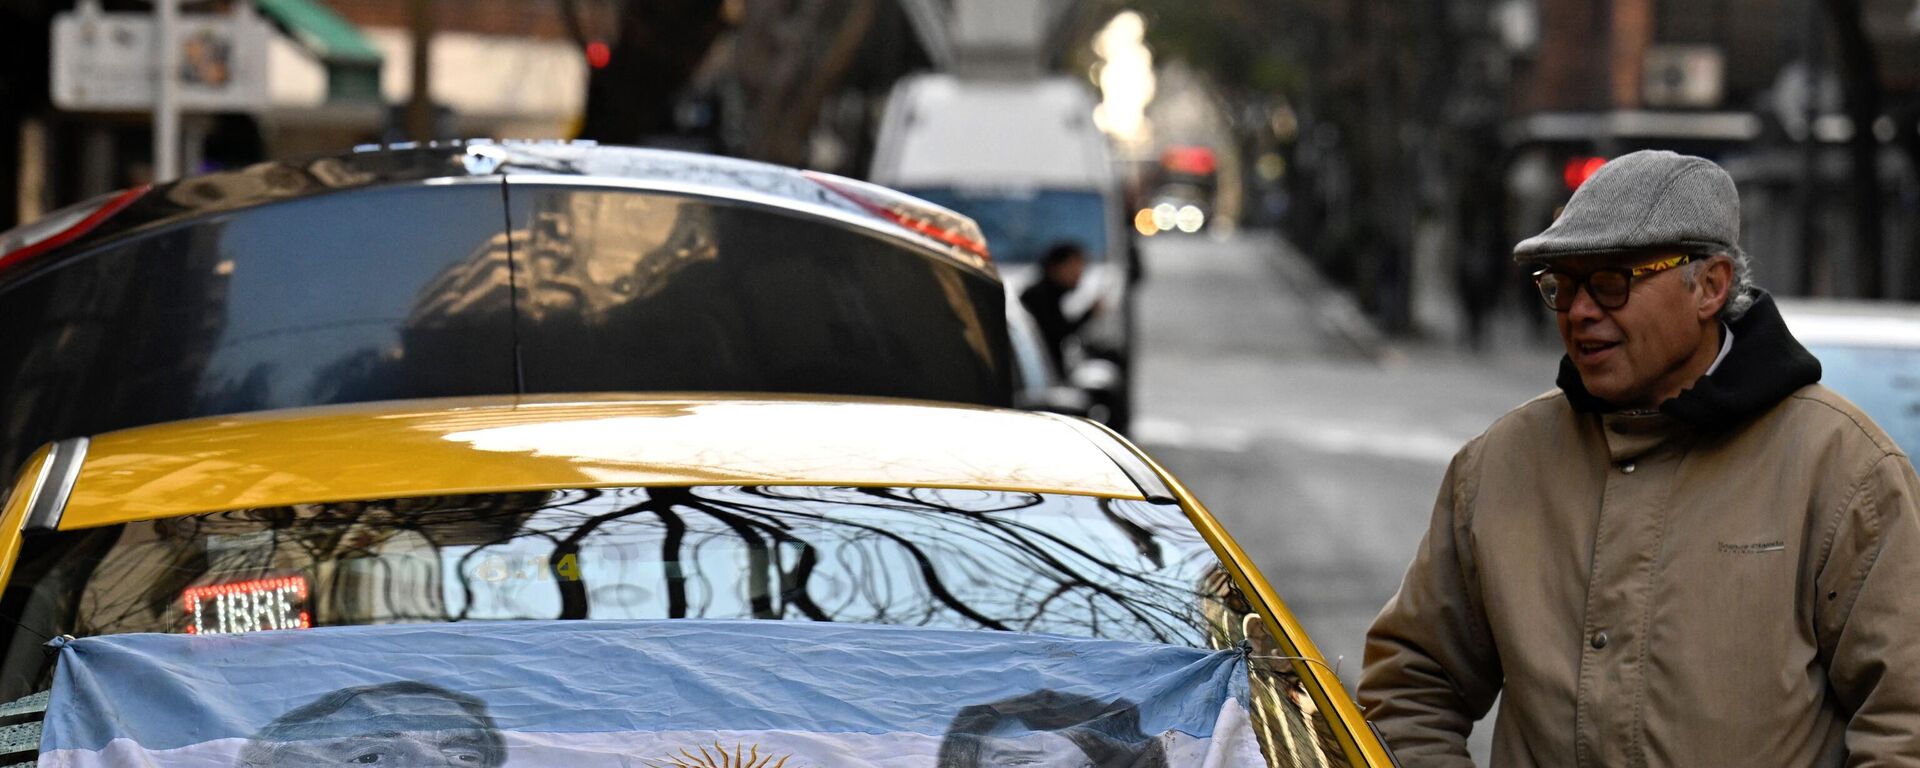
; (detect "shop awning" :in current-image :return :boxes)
[255,0,381,101]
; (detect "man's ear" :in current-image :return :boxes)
[1696,256,1734,320]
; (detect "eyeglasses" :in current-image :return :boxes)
[1532,254,1694,312]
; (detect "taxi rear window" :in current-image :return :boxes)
[0,486,1241,696]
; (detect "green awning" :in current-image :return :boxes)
[255,0,383,102]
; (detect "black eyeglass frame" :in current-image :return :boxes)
[1531,253,1695,312]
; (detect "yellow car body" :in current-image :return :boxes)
[0,394,1392,766]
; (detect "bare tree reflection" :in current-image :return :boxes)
[67,486,1220,647]
[0,488,1366,768]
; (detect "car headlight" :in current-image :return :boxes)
[1175,205,1205,232]
[1151,203,1177,231]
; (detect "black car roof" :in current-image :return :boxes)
[41,140,993,280]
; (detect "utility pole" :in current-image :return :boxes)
[153,0,180,181]
[1826,0,1884,298]
[407,0,435,142]
[1797,0,1822,294]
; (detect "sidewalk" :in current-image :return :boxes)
[1252,228,1564,384]
[1137,225,1561,445]
[1136,228,1528,764]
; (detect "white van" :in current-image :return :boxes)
[870,73,1138,428]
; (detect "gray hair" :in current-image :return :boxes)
[1684,247,1754,322]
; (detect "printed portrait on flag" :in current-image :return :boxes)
[37,621,1267,768]
[936,689,1167,768]
[234,681,506,768]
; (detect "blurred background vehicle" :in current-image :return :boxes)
[1006,287,1091,418]
[1006,287,1128,425]
[1134,144,1217,235]
[0,141,1011,476]
[1777,298,1920,456]
[870,72,1140,431]
[1139,181,1210,235]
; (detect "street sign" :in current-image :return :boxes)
[51,6,271,112]
[1642,45,1726,110]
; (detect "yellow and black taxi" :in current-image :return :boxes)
[0,394,1394,767]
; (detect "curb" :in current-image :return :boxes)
[1248,231,1388,359]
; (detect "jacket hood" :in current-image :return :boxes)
[1556,290,1821,430]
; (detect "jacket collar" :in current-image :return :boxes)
[1557,290,1822,432]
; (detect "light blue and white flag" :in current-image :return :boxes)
[39,620,1265,767]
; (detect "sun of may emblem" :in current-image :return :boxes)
[645,741,797,768]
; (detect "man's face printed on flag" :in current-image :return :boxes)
[936,689,1166,768]
[974,730,1099,767]
[236,682,505,768]
[250,728,496,767]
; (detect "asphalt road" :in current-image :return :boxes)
[1131,229,1559,761]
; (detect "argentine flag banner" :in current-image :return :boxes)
[39,620,1266,767]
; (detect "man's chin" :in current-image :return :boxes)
[1576,369,1631,406]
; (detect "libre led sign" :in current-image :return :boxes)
[182,575,310,634]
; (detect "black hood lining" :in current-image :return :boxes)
[1556,291,1822,431]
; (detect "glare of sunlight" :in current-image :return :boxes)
[1091,10,1155,147]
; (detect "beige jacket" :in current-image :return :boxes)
[1360,298,1920,767]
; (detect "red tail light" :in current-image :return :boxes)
[803,171,992,266]
[1563,156,1607,191]
[1161,145,1217,177]
[0,185,148,276]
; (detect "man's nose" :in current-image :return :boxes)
[1566,283,1606,321]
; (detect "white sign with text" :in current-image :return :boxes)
[52,8,270,112]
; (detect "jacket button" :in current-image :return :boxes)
[1591,631,1610,650]
[1620,461,1636,474]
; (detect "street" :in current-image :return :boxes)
[1133,229,1559,758]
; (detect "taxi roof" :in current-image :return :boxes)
[31,394,1156,530]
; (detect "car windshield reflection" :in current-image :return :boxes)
[12,486,1237,653]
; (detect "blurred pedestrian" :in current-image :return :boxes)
[1360,150,1920,767]
[1020,241,1102,373]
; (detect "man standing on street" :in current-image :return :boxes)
[1359,150,1920,766]
[1021,241,1103,374]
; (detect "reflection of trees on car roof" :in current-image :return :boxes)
[63,486,1227,647]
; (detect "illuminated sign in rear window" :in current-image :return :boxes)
[182,575,310,635]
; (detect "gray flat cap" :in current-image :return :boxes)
[1513,150,1739,263]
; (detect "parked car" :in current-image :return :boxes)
[0,141,1012,478]
[0,395,1394,766]
[870,74,1139,430]
[1005,287,1091,416]
[1004,286,1128,426]
[1777,298,1920,455]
